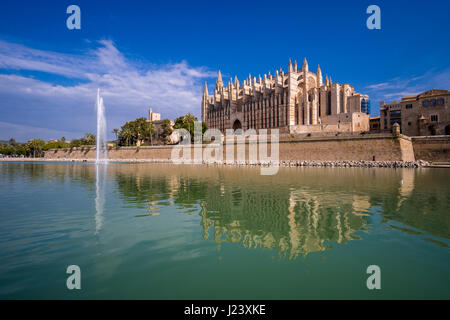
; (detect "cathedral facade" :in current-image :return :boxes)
[201,58,370,134]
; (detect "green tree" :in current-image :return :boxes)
[118,118,155,146]
[160,119,173,143]
[120,126,134,146]
[26,139,46,158]
[43,141,60,151]
[134,117,155,145]
[112,128,119,144]
[0,143,14,155]
[173,113,208,141]
[84,133,96,146]
[69,139,83,148]
[8,138,18,147]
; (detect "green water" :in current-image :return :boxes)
[0,162,449,299]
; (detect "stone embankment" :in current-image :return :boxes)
[203,159,430,168]
[7,157,430,168]
[277,160,430,168]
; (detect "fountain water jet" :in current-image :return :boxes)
[94,89,108,234]
[96,88,108,163]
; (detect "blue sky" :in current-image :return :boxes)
[0,0,449,141]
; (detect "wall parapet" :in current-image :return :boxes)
[44,134,416,162]
[411,135,450,162]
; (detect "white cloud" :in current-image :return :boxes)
[0,121,80,143]
[365,69,450,115]
[0,39,216,141]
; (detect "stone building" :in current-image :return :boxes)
[201,58,370,134]
[370,116,381,132]
[148,108,161,122]
[147,108,177,144]
[380,89,450,136]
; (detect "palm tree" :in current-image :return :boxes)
[160,119,173,143]
[147,122,155,146]
[26,139,45,158]
[8,138,17,147]
[112,128,119,145]
[84,133,96,146]
[121,127,133,146]
[184,113,197,134]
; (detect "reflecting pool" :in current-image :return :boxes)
[0,162,449,299]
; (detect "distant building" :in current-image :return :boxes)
[147,108,176,144]
[380,89,450,136]
[148,108,161,122]
[370,116,381,132]
[202,58,370,134]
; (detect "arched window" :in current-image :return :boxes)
[430,99,436,106]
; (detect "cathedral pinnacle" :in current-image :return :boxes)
[203,82,209,97]
[302,57,308,72]
[316,65,323,86]
[216,69,223,88]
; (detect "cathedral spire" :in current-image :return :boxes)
[316,64,322,86]
[325,75,329,86]
[302,57,309,72]
[234,75,239,88]
[201,82,209,123]
[216,69,223,89]
[203,82,209,98]
[288,58,293,72]
[294,60,298,71]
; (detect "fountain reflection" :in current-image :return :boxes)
[95,164,107,234]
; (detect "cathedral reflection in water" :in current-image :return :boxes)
[107,164,447,259]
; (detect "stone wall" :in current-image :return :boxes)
[411,135,450,162]
[44,145,174,161]
[44,134,416,162]
[277,134,414,162]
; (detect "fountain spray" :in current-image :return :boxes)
[95,88,108,163]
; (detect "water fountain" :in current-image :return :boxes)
[95,89,107,233]
[95,88,108,163]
